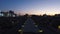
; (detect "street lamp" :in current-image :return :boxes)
[18,29,23,34]
[58,25,60,29]
[38,29,43,33]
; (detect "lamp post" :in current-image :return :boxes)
[38,29,43,33]
[18,29,23,34]
[58,25,60,29]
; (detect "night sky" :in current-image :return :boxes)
[0,0,60,15]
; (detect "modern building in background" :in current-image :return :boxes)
[0,10,17,17]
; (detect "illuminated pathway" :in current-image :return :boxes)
[4,17,60,34]
[18,17,60,34]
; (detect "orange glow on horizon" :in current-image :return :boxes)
[26,11,60,15]
[16,10,60,16]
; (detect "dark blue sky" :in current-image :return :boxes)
[0,0,60,15]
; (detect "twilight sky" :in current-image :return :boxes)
[0,0,60,15]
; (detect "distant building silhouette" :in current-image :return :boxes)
[0,10,17,17]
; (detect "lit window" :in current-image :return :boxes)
[58,25,60,29]
[7,14,10,16]
[0,13,3,16]
[13,15,15,17]
[38,30,43,32]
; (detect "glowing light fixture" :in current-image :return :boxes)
[58,25,60,29]
[18,29,22,32]
[38,30,43,32]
